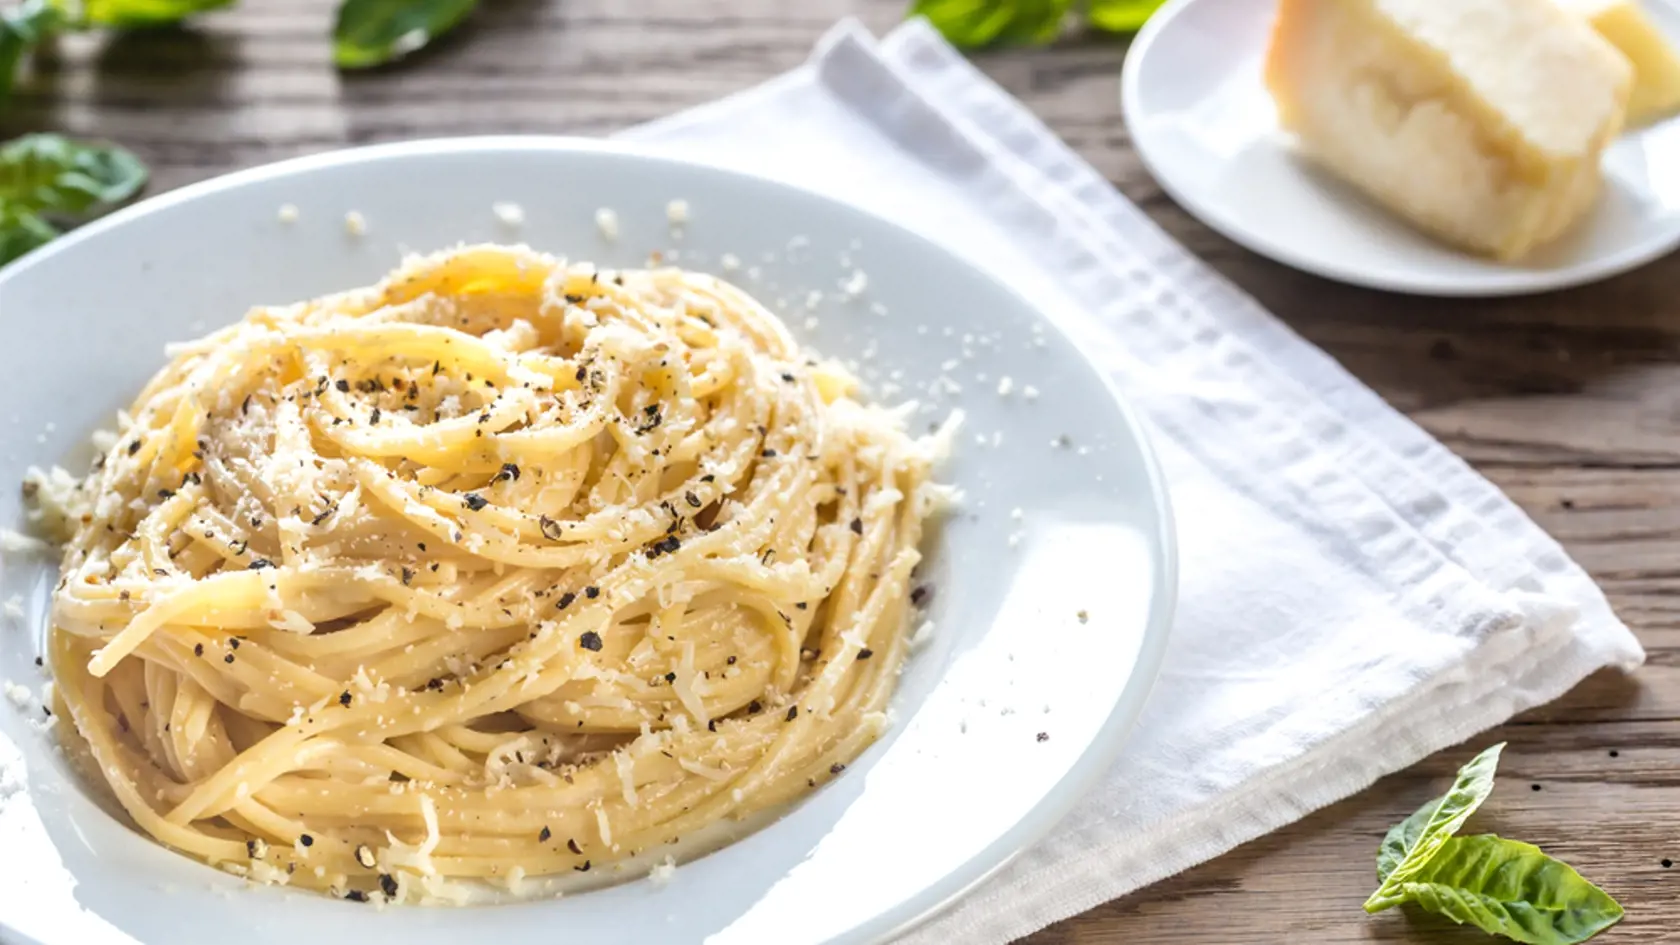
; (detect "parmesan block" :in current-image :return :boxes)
[1265,0,1633,260]
[1558,0,1680,124]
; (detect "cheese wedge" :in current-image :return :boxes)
[1558,0,1680,124]
[1265,0,1633,261]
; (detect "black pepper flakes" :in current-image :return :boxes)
[585,586,599,599]
[579,631,604,652]
[538,515,564,540]
[539,826,552,842]
[425,677,444,691]
[849,518,863,535]
[335,379,350,393]
[910,585,930,606]
[761,449,777,458]
[338,691,352,707]
[707,719,718,732]
[1036,732,1049,743]
[379,873,398,898]
[354,844,376,868]
[685,491,702,508]
[568,839,583,855]
[558,591,577,610]
[369,407,381,424]
[194,643,204,657]
[248,559,274,570]
[228,637,240,650]
[748,700,762,714]
[401,567,414,586]
[785,706,799,721]
[664,671,676,683]
[223,653,235,664]
[726,655,737,665]
[126,440,141,456]
[300,834,314,847]
[856,648,874,660]
[344,890,367,903]
[830,763,846,775]
[463,493,489,511]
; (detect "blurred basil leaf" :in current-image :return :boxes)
[0,0,69,104]
[334,0,480,69]
[0,134,147,265]
[1087,0,1166,33]
[909,0,1072,48]
[80,0,236,28]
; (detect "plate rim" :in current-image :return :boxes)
[0,135,1180,945]
[1120,0,1680,298]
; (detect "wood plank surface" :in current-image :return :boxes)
[6,1,1677,941]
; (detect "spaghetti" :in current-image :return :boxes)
[39,245,952,902]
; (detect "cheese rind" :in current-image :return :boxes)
[1558,0,1680,124]
[1265,0,1633,261]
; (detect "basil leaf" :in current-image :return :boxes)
[0,204,59,266]
[1377,795,1436,883]
[80,0,236,28]
[1366,742,1504,911]
[0,133,147,216]
[1086,0,1167,33]
[909,0,1073,49]
[0,0,69,105]
[1396,835,1624,944]
[334,0,480,69]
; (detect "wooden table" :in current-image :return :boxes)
[9,1,1676,940]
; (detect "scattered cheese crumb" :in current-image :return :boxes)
[1010,508,1023,521]
[805,290,823,310]
[595,207,620,241]
[1077,609,1089,624]
[648,856,677,885]
[841,270,868,297]
[4,680,29,707]
[2,595,22,620]
[997,376,1014,397]
[492,202,525,226]
[802,316,819,331]
[343,211,367,236]
[666,199,690,226]
[277,204,299,224]
[1023,385,1040,401]
[720,253,741,271]
[1007,532,1023,548]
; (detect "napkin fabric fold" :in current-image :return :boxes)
[623,19,1645,945]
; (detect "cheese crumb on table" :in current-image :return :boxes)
[666,199,689,226]
[343,211,367,236]
[2,595,21,620]
[492,202,525,226]
[277,204,299,223]
[4,680,29,707]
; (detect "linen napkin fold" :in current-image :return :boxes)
[623,18,1646,945]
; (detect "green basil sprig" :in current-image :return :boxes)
[1366,743,1624,944]
[79,0,235,28]
[333,0,479,69]
[0,0,69,104]
[0,134,147,265]
[908,0,1167,48]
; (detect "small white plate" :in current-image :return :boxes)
[1122,0,1680,297]
[0,138,1175,945]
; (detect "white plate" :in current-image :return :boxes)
[0,138,1176,945]
[1123,0,1680,296]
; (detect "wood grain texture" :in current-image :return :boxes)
[7,1,1677,940]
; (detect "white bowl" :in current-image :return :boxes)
[0,138,1176,945]
[1123,0,1680,297]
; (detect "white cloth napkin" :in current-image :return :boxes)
[622,18,1647,945]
